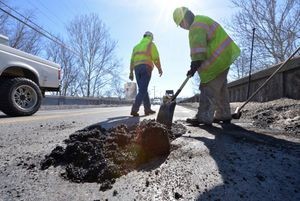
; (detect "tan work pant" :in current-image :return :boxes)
[197,69,231,124]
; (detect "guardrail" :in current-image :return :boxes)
[180,56,300,103]
[42,57,299,106]
[228,56,300,102]
[42,95,133,106]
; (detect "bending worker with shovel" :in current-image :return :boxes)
[173,7,240,125]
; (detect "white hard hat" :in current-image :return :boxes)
[144,31,153,38]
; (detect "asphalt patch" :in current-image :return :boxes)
[40,119,186,191]
[246,103,300,137]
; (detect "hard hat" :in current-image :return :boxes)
[173,7,189,26]
[144,31,153,38]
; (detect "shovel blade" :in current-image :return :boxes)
[156,101,177,127]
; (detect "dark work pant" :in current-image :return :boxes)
[131,64,152,113]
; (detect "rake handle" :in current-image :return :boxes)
[237,45,300,113]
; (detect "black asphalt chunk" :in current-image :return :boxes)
[40,119,186,191]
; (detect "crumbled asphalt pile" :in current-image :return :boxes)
[240,99,300,137]
[181,98,299,137]
[40,119,186,191]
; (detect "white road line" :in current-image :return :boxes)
[0,107,129,124]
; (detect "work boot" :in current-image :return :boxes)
[213,119,231,124]
[186,117,212,126]
[130,111,139,117]
[186,117,200,126]
[145,109,156,115]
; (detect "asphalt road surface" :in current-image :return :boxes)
[0,105,299,201]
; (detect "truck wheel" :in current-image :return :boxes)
[0,78,4,112]
[0,78,42,116]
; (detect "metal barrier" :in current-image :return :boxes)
[42,96,134,106]
[180,56,300,103]
[228,56,300,102]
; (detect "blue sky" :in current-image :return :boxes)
[9,0,238,98]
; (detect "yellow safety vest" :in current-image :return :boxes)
[189,15,241,83]
[130,37,161,72]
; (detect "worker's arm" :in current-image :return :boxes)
[189,25,207,61]
[129,49,135,81]
[186,25,207,76]
[151,43,163,76]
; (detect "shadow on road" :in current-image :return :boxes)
[85,115,141,130]
[137,155,169,172]
[185,124,300,201]
[0,114,11,118]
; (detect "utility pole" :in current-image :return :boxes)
[247,28,255,99]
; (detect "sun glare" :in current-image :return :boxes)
[152,0,195,27]
[153,0,184,9]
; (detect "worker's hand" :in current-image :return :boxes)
[158,68,163,77]
[186,60,202,77]
[129,72,134,81]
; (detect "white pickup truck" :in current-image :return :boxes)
[0,35,60,116]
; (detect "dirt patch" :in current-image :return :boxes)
[181,98,300,138]
[237,99,300,137]
[40,119,186,191]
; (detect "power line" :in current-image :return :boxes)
[34,0,71,28]
[58,0,80,18]
[27,0,66,32]
[0,2,80,57]
[1,1,57,40]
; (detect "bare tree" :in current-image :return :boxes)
[0,1,10,33]
[67,13,121,97]
[46,38,79,96]
[0,2,43,55]
[6,10,43,55]
[228,49,251,80]
[228,0,300,76]
[110,73,125,99]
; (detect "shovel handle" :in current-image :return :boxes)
[171,75,192,101]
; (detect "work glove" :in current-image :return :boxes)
[129,72,134,81]
[158,68,163,77]
[186,60,202,77]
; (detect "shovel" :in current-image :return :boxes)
[156,75,192,126]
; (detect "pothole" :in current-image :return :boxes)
[40,119,186,191]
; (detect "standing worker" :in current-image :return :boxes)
[129,31,163,117]
[173,7,240,125]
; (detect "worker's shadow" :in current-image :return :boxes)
[0,114,12,118]
[184,123,300,201]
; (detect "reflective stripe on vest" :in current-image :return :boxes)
[132,42,153,67]
[200,36,233,71]
[191,21,220,41]
[191,22,210,32]
[191,47,207,54]
[133,60,153,68]
[207,22,219,40]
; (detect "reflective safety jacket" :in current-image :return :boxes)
[189,15,240,83]
[130,37,161,73]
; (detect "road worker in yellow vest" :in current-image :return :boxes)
[129,31,163,117]
[173,7,240,125]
